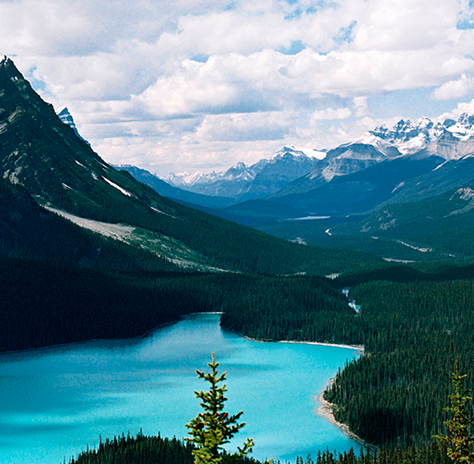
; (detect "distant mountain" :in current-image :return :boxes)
[252,117,474,262]
[274,142,402,198]
[270,154,444,216]
[114,165,237,209]
[165,146,322,199]
[274,116,474,199]
[365,115,474,156]
[58,107,89,144]
[159,115,474,224]
[219,115,474,224]
[0,56,369,276]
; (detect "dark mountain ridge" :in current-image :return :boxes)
[0,56,377,276]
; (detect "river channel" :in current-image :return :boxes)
[0,313,362,463]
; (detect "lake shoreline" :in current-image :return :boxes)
[224,326,369,450]
[222,325,365,352]
[317,380,375,452]
[278,339,364,351]
[316,387,365,447]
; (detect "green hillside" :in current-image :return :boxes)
[260,183,474,264]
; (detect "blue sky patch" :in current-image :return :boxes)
[457,18,474,30]
[279,40,306,55]
[28,67,45,92]
[369,87,456,120]
[335,21,357,45]
[190,54,210,63]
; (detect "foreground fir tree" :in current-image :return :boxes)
[186,353,257,464]
[435,361,474,462]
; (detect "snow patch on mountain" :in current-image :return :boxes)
[102,176,132,197]
[396,240,433,253]
[355,132,402,156]
[450,187,474,202]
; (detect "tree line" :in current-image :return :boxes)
[0,258,353,352]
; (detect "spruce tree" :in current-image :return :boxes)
[435,361,474,462]
[185,353,255,464]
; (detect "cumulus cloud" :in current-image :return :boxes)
[195,111,294,142]
[432,74,474,100]
[2,0,474,174]
[312,107,352,120]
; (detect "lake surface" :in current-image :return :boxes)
[0,313,362,464]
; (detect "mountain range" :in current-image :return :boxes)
[165,145,324,200]
[0,56,371,276]
[118,112,474,262]
[121,113,474,220]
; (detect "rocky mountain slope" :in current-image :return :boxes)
[0,56,371,276]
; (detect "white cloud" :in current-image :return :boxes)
[2,0,474,174]
[195,111,294,142]
[438,97,474,121]
[432,74,474,100]
[312,107,352,120]
[353,96,368,117]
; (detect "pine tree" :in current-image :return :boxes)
[185,353,255,464]
[435,360,474,462]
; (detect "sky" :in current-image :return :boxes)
[3,0,474,176]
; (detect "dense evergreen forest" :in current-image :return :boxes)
[0,256,351,352]
[68,433,452,464]
[325,279,474,448]
[0,256,220,351]
[220,264,474,450]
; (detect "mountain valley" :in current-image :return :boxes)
[119,113,474,264]
[2,55,474,464]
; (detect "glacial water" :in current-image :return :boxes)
[0,313,362,464]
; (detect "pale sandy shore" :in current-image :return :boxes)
[317,387,369,448]
[232,331,365,352]
[278,339,364,351]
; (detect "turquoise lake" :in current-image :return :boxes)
[0,313,362,463]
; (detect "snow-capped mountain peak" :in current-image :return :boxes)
[164,170,220,187]
[57,107,89,144]
[443,113,474,140]
[355,114,474,159]
[270,145,326,162]
[365,117,446,155]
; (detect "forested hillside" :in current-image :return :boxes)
[0,178,182,271]
[325,279,474,447]
[261,183,474,264]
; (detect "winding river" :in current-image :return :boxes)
[0,313,362,463]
